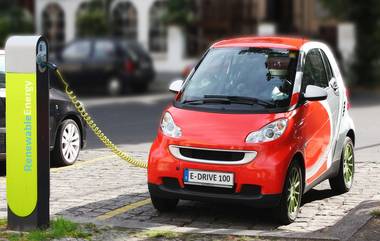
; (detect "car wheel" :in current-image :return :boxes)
[107,77,123,96]
[150,195,178,212]
[277,160,303,224]
[329,137,354,194]
[53,119,81,166]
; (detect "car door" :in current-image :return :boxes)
[300,48,333,185]
[320,49,341,151]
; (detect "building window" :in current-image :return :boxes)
[149,0,167,53]
[112,1,138,40]
[42,3,65,54]
[186,0,259,57]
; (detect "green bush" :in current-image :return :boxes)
[321,0,380,86]
[0,6,33,47]
[161,0,195,26]
[76,0,109,37]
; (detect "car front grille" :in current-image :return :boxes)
[179,148,244,162]
[169,145,257,165]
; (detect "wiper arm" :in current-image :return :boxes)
[182,97,231,105]
[204,95,275,107]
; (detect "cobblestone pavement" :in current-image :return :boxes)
[0,104,379,240]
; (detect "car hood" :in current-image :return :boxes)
[166,106,291,148]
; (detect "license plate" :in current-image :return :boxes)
[184,169,234,188]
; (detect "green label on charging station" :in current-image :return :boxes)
[6,72,37,217]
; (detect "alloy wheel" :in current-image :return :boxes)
[343,142,354,188]
[287,166,302,220]
[61,122,80,164]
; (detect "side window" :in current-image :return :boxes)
[62,41,91,61]
[320,50,334,81]
[93,40,116,59]
[302,49,328,92]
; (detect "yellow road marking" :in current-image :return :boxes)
[51,154,117,173]
[96,198,151,221]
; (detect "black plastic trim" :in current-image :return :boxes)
[148,183,281,207]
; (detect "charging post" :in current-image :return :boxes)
[5,36,50,230]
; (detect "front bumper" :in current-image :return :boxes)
[148,133,298,197]
[148,183,281,207]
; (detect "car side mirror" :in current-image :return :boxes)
[304,85,328,101]
[169,79,183,93]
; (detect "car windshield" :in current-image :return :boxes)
[0,54,4,88]
[179,47,299,112]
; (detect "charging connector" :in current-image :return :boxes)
[36,54,57,71]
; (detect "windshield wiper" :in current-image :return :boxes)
[203,95,275,107]
[182,97,231,105]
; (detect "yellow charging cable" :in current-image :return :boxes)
[54,69,148,169]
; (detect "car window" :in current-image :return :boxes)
[302,49,328,92]
[180,47,299,111]
[62,41,91,61]
[320,49,334,80]
[93,40,116,59]
[0,54,5,88]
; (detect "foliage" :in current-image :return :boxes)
[142,230,180,239]
[320,0,380,86]
[161,0,195,26]
[0,218,92,241]
[372,210,380,217]
[76,0,109,37]
[0,3,33,48]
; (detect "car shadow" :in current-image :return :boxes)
[301,188,337,206]
[58,192,281,231]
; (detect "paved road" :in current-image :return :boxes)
[83,93,172,149]
[82,73,174,149]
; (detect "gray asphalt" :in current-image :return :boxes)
[83,74,175,149]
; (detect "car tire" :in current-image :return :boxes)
[52,119,81,166]
[107,77,123,96]
[150,195,178,212]
[277,160,303,224]
[329,137,354,194]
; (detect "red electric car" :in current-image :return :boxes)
[148,37,355,224]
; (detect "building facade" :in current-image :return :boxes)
[35,0,353,72]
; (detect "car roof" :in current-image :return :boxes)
[211,36,308,50]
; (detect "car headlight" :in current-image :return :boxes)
[246,118,288,143]
[160,112,182,138]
